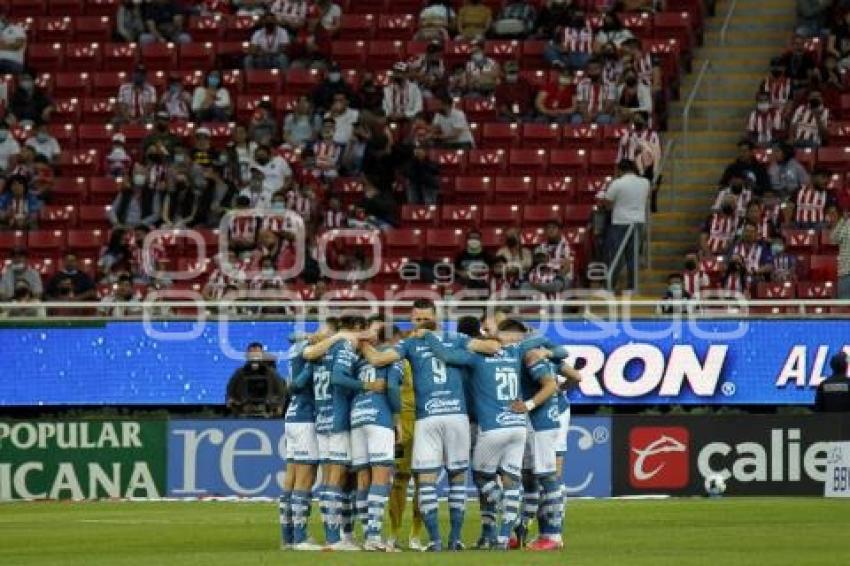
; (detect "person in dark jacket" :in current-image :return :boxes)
[815,352,850,412]
[719,139,772,196]
[107,175,161,229]
[310,63,358,115]
[226,342,288,417]
[7,73,54,126]
[402,143,440,204]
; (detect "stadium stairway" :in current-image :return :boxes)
[640,0,797,297]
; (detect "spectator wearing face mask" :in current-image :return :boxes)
[283,95,321,147]
[720,139,772,196]
[160,76,192,121]
[545,13,593,70]
[252,146,293,195]
[191,71,232,122]
[383,63,424,121]
[720,254,750,298]
[116,65,158,125]
[465,39,501,96]
[248,100,278,146]
[24,123,61,164]
[311,63,358,116]
[729,220,772,282]
[455,230,494,290]
[768,141,810,197]
[747,92,785,147]
[140,0,191,44]
[401,142,440,205]
[0,122,20,173]
[594,12,634,51]
[700,194,739,255]
[616,69,652,122]
[0,248,42,300]
[535,69,577,124]
[45,252,96,302]
[8,73,54,126]
[681,252,711,299]
[792,169,836,230]
[246,13,290,70]
[0,12,27,75]
[0,175,40,229]
[767,237,797,283]
[789,90,829,147]
[311,119,342,182]
[104,133,133,179]
[573,57,616,125]
[108,173,162,229]
[760,57,793,114]
[496,228,532,272]
[325,93,359,145]
[712,175,752,218]
[495,61,534,121]
[657,273,692,314]
[431,94,475,149]
[409,40,447,97]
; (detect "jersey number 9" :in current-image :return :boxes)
[431,358,448,384]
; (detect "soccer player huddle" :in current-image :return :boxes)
[280,299,580,552]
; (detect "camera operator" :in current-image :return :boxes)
[226,342,287,417]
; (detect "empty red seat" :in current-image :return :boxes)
[38,205,78,229]
[49,0,85,16]
[425,228,466,259]
[28,229,66,253]
[235,94,275,121]
[440,204,481,227]
[521,123,561,147]
[331,40,368,68]
[462,98,497,122]
[485,40,520,63]
[73,16,113,42]
[67,228,108,252]
[467,148,507,175]
[179,42,217,71]
[47,123,77,149]
[816,146,850,173]
[188,15,225,42]
[81,97,116,122]
[384,228,425,256]
[797,280,835,298]
[77,124,116,152]
[28,43,65,72]
[57,149,101,176]
[91,71,128,97]
[400,205,439,228]
[523,205,563,227]
[454,176,494,203]
[0,231,28,252]
[429,149,467,175]
[535,176,577,204]
[89,176,122,205]
[755,281,795,300]
[65,42,102,71]
[563,204,594,226]
[140,42,177,69]
[549,148,589,175]
[52,98,81,122]
[377,14,416,40]
[782,228,819,253]
[224,14,258,41]
[482,204,522,227]
[338,13,376,39]
[284,68,322,95]
[589,149,618,175]
[480,122,520,148]
[508,148,548,175]
[84,0,119,17]
[36,16,73,42]
[493,176,534,203]
[653,12,695,56]
[102,43,138,71]
[367,40,406,69]
[563,124,602,149]
[576,175,611,203]
[53,72,92,98]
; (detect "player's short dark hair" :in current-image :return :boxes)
[325,317,339,331]
[497,318,527,333]
[457,316,482,338]
[377,324,402,343]
[246,342,264,351]
[830,352,848,376]
[412,298,436,312]
[339,315,367,330]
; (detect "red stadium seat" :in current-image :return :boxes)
[454,176,494,203]
[235,94,274,122]
[73,16,113,43]
[519,227,545,247]
[91,71,128,97]
[188,15,225,43]
[480,122,520,148]
[28,229,66,254]
[0,231,27,253]
[444,41,474,66]
[819,229,838,254]
[89,176,122,205]
[102,43,138,71]
[462,98,497,122]
[602,124,630,148]
[179,42,217,71]
[782,228,819,253]
[520,40,547,67]
[367,40,406,70]
[816,146,850,173]
[562,124,602,149]
[484,40,520,63]
[85,0,119,17]
[589,149,618,175]
[52,72,92,98]
[376,14,416,39]
[27,43,65,72]
[77,123,117,152]
[284,68,322,95]
[755,281,795,300]
[331,40,368,68]
[521,123,561,147]
[509,148,548,175]
[563,204,594,226]
[67,228,108,252]
[243,69,283,94]
[535,176,577,204]
[384,228,425,256]
[809,254,837,282]
[576,175,611,203]
[467,148,507,175]
[523,204,563,227]
[479,227,505,249]
[493,176,534,203]
[49,0,85,17]
[38,205,78,230]
[425,228,466,259]
[429,149,467,175]
[81,97,116,122]
[797,281,835,313]
[35,17,73,42]
[338,14,375,39]
[56,149,101,176]
[47,123,77,149]
[65,42,103,71]
[333,177,366,206]
[224,14,258,41]
[52,98,81,123]
[549,148,589,176]
[400,205,439,228]
[481,204,522,227]
[440,204,481,227]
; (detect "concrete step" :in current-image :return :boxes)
[704,29,795,46]
[667,115,749,130]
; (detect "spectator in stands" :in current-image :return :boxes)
[383,63,424,122]
[321,194,348,230]
[417,0,456,42]
[713,175,752,218]
[357,180,397,229]
[534,0,575,41]
[0,175,40,230]
[496,228,533,272]
[0,247,42,300]
[116,65,158,125]
[326,92,359,146]
[252,145,292,194]
[657,273,692,314]
[310,119,342,182]
[108,174,162,229]
[0,122,19,174]
[98,273,143,317]
[767,237,797,283]
[525,246,568,299]
[792,168,835,229]
[160,75,192,121]
[143,112,180,155]
[495,60,535,121]
[311,0,342,38]
[141,0,191,45]
[455,229,493,290]
[457,0,492,41]
[24,123,61,164]
[271,0,311,32]
[603,159,649,291]
[796,0,831,38]
[7,74,53,126]
[226,342,287,417]
[815,53,845,93]
[447,63,470,97]
[465,39,501,96]
[191,128,219,167]
[542,220,573,274]
[544,12,593,70]
[729,220,772,282]
[789,89,829,147]
[599,41,623,84]
[357,72,385,113]
[768,141,810,197]
[0,12,26,75]
[311,63,357,115]
[45,252,96,302]
[431,94,475,149]
[410,40,447,97]
[489,255,523,297]
[492,0,537,38]
[780,34,817,90]
[828,10,850,59]
[246,12,290,70]
[535,69,577,124]
[161,171,200,227]
[747,92,784,147]
[681,252,710,299]
[761,57,793,114]
[618,111,660,191]
[1,281,46,317]
[831,206,850,299]
[595,11,634,50]
[240,166,272,209]
[720,140,771,196]
[700,194,738,254]
[116,0,146,43]
[192,71,232,122]
[339,119,372,176]
[402,142,440,205]
[621,38,662,93]
[573,58,616,124]
[249,100,279,146]
[616,69,652,122]
[720,254,750,297]
[283,95,320,147]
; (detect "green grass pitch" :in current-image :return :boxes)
[1,498,846,566]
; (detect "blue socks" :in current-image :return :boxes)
[499,484,521,541]
[279,490,293,546]
[539,475,564,537]
[355,489,369,532]
[418,481,442,549]
[290,490,311,544]
[366,484,390,541]
[320,486,343,545]
[448,479,467,546]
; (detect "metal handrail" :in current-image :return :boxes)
[682,59,712,159]
[605,222,639,292]
[719,0,739,46]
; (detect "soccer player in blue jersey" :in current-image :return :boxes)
[361,299,499,552]
[350,323,403,552]
[293,315,384,551]
[423,317,557,550]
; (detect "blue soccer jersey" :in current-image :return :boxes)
[310,340,361,434]
[394,332,470,420]
[285,340,315,424]
[523,358,560,432]
[424,335,528,432]
[350,356,403,430]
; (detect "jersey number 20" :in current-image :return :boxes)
[496,369,518,401]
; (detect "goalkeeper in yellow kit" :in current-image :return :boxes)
[367,316,423,550]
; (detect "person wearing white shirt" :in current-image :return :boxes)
[431,94,475,149]
[382,62,424,121]
[25,124,61,163]
[246,14,290,70]
[192,71,232,122]
[602,159,650,291]
[161,76,193,120]
[0,16,26,75]
[616,70,653,122]
[251,145,292,195]
[239,168,273,210]
[0,124,20,173]
[324,93,359,145]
